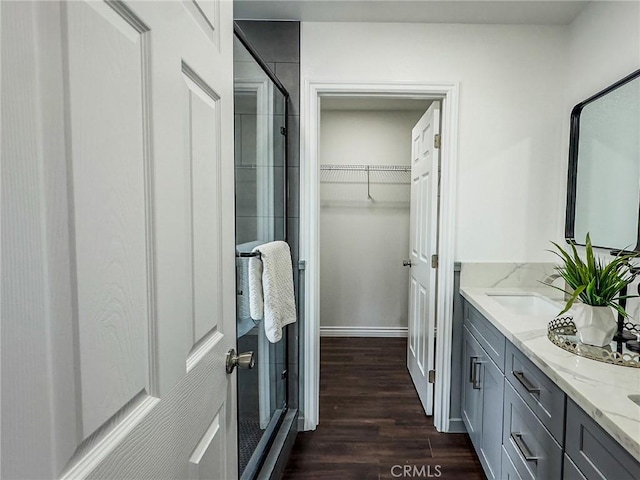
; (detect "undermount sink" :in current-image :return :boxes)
[487,294,561,317]
[629,395,640,408]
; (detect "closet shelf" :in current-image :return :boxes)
[320,164,410,199]
[320,164,410,172]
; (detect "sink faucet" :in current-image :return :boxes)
[541,272,570,301]
[542,273,562,284]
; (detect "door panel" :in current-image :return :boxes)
[409,278,418,356]
[66,0,153,438]
[417,285,427,374]
[183,64,224,353]
[1,1,237,478]
[407,101,440,416]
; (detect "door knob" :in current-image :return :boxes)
[226,349,255,374]
[403,260,412,267]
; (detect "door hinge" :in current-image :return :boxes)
[280,126,287,136]
[428,370,436,383]
[434,133,441,149]
[431,254,439,269]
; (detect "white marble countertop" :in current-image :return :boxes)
[460,287,640,462]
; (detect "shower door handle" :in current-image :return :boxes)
[226,349,255,374]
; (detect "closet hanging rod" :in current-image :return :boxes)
[320,164,410,172]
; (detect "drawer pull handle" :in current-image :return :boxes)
[512,370,541,394]
[511,433,538,463]
[469,356,479,383]
[472,359,483,389]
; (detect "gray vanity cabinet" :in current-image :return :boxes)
[460,298,640,480]
[462,305,505,480]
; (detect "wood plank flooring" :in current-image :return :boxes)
[283,337,486,480]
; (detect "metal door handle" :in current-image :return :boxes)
[226,349,255,374]
[511,433,538,463]
[472,359,483,390]
[469,356,479,383]
[512,371,541,395]
[403,260,412,267]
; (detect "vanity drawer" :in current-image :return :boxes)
[502,446,523,480]
[566,399,640,480]
[563,454,587,480]
[505,342,566,444]
[503,381,562,480]
[464,303,506,373]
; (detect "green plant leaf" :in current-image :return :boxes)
[559,285,586,315]
[549,233,639,316]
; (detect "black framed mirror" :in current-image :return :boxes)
[565,68,640,252]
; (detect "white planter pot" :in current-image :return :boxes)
[571,304,617,347]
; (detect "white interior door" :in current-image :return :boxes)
[407,102,441,416]
[1,1,237,479]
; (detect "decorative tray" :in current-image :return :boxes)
[547,317,640,368]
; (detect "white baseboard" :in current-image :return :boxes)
[319,326,408,338]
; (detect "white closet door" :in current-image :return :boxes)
[407,102,440,416]
[1,1,237,478]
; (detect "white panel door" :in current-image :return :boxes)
[407,102,440,416]
[1,1,237,478]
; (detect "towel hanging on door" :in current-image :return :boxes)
[248,241,297,343]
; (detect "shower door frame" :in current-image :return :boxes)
[233,24,293,480]
[234,79,275,430]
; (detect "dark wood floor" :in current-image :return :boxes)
[283,337,486,480]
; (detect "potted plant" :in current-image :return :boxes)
[546,234,638,347]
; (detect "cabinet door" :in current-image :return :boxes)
[564,454,587,480]
[566,399,640,480]
[478,346,504,480]
[461,326,483,449]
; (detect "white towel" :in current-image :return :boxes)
[248,241,297,343]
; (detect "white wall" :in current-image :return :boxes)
[560,2,640,249]
[562,1,640,317]
[302,22,569,262]
[320,109,423,329]
[567,1,640,106]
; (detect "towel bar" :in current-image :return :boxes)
[236,251,262,258]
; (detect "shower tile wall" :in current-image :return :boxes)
[235,95,258,243]
[236,20,301,411]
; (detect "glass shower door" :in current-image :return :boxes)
[233,34,288,479]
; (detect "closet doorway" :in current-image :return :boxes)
[301,82,460,433]
[319,97,428,337]
[318,96,436,414]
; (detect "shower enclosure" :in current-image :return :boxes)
[233,27,290,479]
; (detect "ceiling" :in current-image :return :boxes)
[234,0,589,26]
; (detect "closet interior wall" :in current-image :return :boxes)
[319,108,425,334]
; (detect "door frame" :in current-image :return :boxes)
[300,80,459,432]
